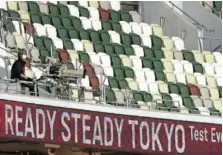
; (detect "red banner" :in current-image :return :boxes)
[0,100,221,155]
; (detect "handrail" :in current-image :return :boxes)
[202,1,222,18]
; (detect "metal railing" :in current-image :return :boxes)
[198,36,222,52]
[202,1,222,19]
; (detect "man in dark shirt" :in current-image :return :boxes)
[11,50,38,96]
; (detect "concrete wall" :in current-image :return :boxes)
[140,1,199,50]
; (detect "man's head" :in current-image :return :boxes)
[18,50,27,62]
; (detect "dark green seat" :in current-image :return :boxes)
[183,97,199,114]
[151,35,163,50]
[130,33,141,45]
[79,6,89,18]
[71,17,82,30]
[121,33,132,45]
[28,2,40,14]
[214,1,222,11]
[168,82,180,95]
[113,43,125,55]
[61,17,73,28]
[178,83,190,97]
[63,39,74,50]
[4,20,14,33]
[106,89,116,105]
[59,4,70,17]
[142,92,153,103]
[120,11,132,22]
[153,59,164,71]
[89,29,101,42]
[161,93,178,112]
[118,79,128,89]
[109,10,121,22]
[52,16,63,28]
[108,76,119,88]
[193,62,203,74]
[43,37,53,51]
[79,52,90,63]
[155,70,166,81]
[154,49,164,59]
[41,14,52,25]
[111,56,122,68]
[182,50,195,62]
[141,58,153,69]
[100,30,111,43]
[94,42,105,53]
[34,36,44,49]
[123,67,135,79]
[133,91,144,103]
[48,3,60,16]
[31,14,42,24]
[69,28,79,39]
[8,10,20,19]
[39,49,50,62]
[112,22,122,33]
[79,29,90,40]
[102,20,112,31]
[143,47,155,58]
[58,27,70,40]
[114,67,125,79]
[104,44,115,55]
[124,46,134,56]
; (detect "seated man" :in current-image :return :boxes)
[11,50,38,96]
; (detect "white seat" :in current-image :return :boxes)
[32,67,43,80]
[172,36,184,51]
[78,1,88,7]
[126,78,139,91]
[197,107,210,116]
[88,7,100,20]
[52,38,63,49]
[97,74,108,86]
[110,1,120,11]
[216,76,222,86]
[130,22,142,35]
[202,63,215,75]
[143,68,156,83]
[91,20,102,31]
[138,82,149,91]
[71,39,84,51]
[89,52,101,65]
[140,35,152,48]
[0,1,7,9]
[103,66,114,76]
[120,21,132,34]
[108,31,121,44]
[132,45,144,57]
[130,56,142,69]
[33,23,46,37]
[12,21,25,35]
[134,69,146,82]
[170,94,184,108]
[67,5,80,17]
[213,63,222,76]
[175,73,186,84]
[148,82,159,93]
[99,53,111,67]
[81,76,92,89]
[44,24,57,39]
[140,23,152,35]
[194,73,206,86]
[80,17,92,30]
[181,60,193,73]
[172,60,184,73]
[13,33,26,49]
[213,52,222,64]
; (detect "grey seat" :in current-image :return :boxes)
[99,1,110,10]
[94,65,104,75]
[129,11,141,23]
[31,47,41,63]
[200,87,210,99]
[113,88,125,105]
[37,1,49,14]
[202,98,213,109]
[5,33,16,49]
[174,52,183,61]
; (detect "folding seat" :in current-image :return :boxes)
[194,73,206,87]
[172,60,183,73]
[141,58,153,69]
[165,72,176,83]
[161,59,173,72]
[8,10,20,19]
[106,89,117,105]
[103,66,114,77]
[37,2,49,14]
[67,5,80,17]
[30,14,41,24]
[114,44,125,55]
[124,46,135,56]
[192,51,204,64]
[82,40,94,53]
[139,23,152,36]
[157,81,169,94]
[52,37,63,50]
[30,47,40,63]
[173,51,183,61]
[129,11,141,23]
[89,1,99,8]
[151,93,163,105]
[80,17,92,30]
[67,50,79,61]
[108,76,118,88]
[58,28,69,40]
[138,81,149,91]
[203,51,215,64]
[130,22,142,35]
[39,49,50,62]
[79,6,90,18]
[94,65,104,76]
[134,69,146,82]
[186,73,196,85]
[175,73,186,84]
[7,1,18,11]
[143,69,155,83]
[91,20,102,31]
[182,50,195,62]
[172,37,185,51]
[93,42,104,54]
[23,22,35,35]
[132,91,146,107]
[68,28,79,39]
[112,22,122,33]
[5,33,16,49]
[70,17,82,30]
[83,63,96,77]
[162,50,173,60]
[213,99,222,113]
[99,8,110,20]
[34,36,44,49]
[42,37,54,52]
[123,67,135,79]
[99,53,111,67]
[202,63,215,75]
[218,86,222,98]
[213,63,222,76]
[88,30,100,42]
[44,24,57,39]
[182,97,199,114]
[155,70,166,82]
[110,1,121,11]
[48,3,60,16]
[59,4,70,17]
[71,39,84,51]
[169,94,188,112]
[206,75,217,88]
[132,45,144,57]
[216,77,222,87]
[100,30,111,43]
[79,29,90,40]
[213,52,222,64]
[120,11,132,23]
[120,21,132,34]
[130,56,142,69]
[140,35,152,48]
[102,20,112,30]
[151,24,164,37]
[209,87,220,100]
[61,17,73,28]
[121,33,132,45]
[41,14,52,25]
[192,96,210,116]
[161,36,173,51]
[99,2,110,10]
[89,76,100,89]
[78,1,88,8]
[108,31,121,44]
[58,49,70,62]
[12,21,25,35]
[154,49,164,59]
[68,1,78,6]
[88,7,100,20]
[104,44,115,55]
[111,55,122,68]
[113,88,126,105]
[181,60,193,73]
[150,35,163,50]
[153,59,164,71]
[109,10,121,22]
[143,47,154,58]
[126,78,138,91]
[81,75,92,89]
[193,62,203,74]
[28,2,40,14]
[114,67,125,79]
[178,83,190,97]
[130,33,141,45]
[13,32,26,50]
[18,10,30,23]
